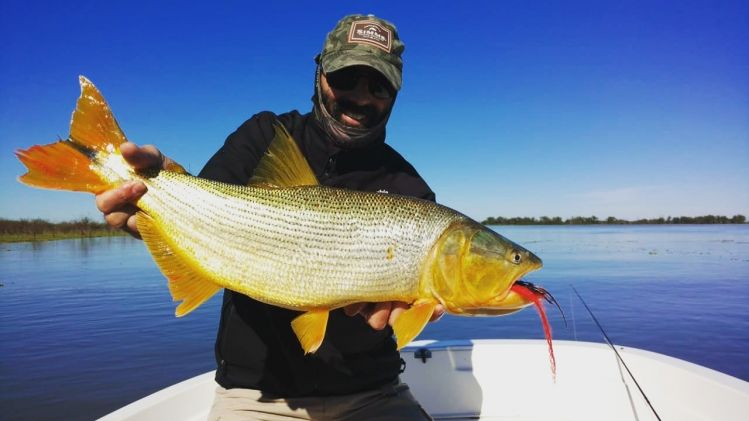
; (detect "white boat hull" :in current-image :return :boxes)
[101,340,749,420]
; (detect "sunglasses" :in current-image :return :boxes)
[325,67,395,100]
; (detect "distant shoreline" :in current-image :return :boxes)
[1,215,746,243]
[481,215,746,226]
[0,218,126,243]
[0,231,126,243]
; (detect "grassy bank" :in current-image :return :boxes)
[0,218,126,243]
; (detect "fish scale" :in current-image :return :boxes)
[137,170,461,309]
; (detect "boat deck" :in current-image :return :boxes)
[101,339,749,421]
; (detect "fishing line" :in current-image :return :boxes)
[569,292,577,340]
[571,286,662,421]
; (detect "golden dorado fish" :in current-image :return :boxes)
[16,77,551,358]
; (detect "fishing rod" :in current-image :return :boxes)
[571,286,662,421]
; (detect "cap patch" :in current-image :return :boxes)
[348,20,392,52]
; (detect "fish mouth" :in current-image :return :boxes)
[511,280,565,322]
[513,280,552,301]
[459,279,560,316]
[515,280,559,304]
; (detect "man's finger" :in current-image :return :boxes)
[104,210,131,229]
[106,210,141,239]
[121,142,165,170]
[388,302,409,327]
[95,182,147,214]
[429,304,445,322]
[366,302,392,330]
[344,303,366,317]
[123,214,142,239]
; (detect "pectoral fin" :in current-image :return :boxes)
[291,309,330,354]
[392,300,437,350]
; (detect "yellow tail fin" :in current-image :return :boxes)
[16,141,110,193]
[16,76,128,194]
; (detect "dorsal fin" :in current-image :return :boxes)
[69,76,129,152]
[247,123,319,187]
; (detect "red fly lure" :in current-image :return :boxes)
[511,281,564,380]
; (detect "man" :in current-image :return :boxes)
[96,14,440,420]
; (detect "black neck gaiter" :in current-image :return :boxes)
[312,65,393,149]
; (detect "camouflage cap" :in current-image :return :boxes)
[318,14,405,91]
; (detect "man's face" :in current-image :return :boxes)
[319,66,395,129]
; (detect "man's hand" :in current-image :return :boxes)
[344,301,445,330]
[95,142,172,239]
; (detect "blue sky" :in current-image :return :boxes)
[1,1,747,222]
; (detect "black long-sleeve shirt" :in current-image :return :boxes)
[198,110,434,397]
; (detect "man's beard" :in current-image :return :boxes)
[313,67,393,149]
[321,91,384,129]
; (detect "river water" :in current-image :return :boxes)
[1,225,747,419]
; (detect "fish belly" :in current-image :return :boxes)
[137,173,459,310]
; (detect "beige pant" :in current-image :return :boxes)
[208,380,432,421]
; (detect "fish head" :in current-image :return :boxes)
[427,221,543,315]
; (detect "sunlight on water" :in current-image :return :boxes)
[1,226,748,420]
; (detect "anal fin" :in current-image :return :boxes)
[136,212,221,316]
[393,300,437,349]
[291,309,330,354]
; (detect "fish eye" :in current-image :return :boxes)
[512,252,522,265]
